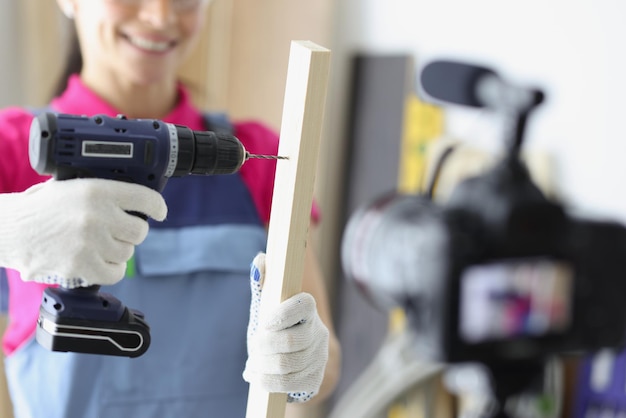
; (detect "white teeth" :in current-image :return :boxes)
[128,36,171,52]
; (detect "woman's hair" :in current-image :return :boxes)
[50,25,82,100]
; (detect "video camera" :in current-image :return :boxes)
[341,60,626,408]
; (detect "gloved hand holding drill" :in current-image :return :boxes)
[243,252,330,402]
[0,178,167,287]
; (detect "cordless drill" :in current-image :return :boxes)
[29,112,284,357]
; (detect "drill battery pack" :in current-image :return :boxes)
[36,286,150,358]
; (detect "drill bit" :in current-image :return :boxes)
[246,152,289,160]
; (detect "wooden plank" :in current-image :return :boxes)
[244,40,331,418]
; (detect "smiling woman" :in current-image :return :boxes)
[5,0,226,112]
[58,0,211,118]
[0,0,340,418]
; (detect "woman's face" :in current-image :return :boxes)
[61,0,210,87]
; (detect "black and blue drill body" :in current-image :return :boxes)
[29,112,275,357]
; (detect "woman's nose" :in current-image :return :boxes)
[137,0,177,28]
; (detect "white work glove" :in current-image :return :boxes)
[0,178,167,287]
[243,252,329,403]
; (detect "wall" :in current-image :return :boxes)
[226,0,334,130]
[0,2,19,414]
[0,0,23,108]
[333,0,626,221]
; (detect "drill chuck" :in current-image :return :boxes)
[172,126,245,176]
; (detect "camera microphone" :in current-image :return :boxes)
[420,60,497,108]
[420,60,544,112]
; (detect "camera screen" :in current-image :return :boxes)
[459,258,573,343]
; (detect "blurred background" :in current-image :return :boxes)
[1,1,625,417]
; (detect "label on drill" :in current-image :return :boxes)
[82,141,134,158]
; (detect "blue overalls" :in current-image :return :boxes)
[5,154,267,417]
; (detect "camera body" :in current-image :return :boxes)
[341,61,626,369]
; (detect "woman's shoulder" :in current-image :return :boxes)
[0,106,37,152]
[0,107,45,192]
[0,106,36,133]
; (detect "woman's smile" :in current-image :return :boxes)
[120,31,178,54]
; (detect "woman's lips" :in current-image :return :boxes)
[122,33,177,53]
